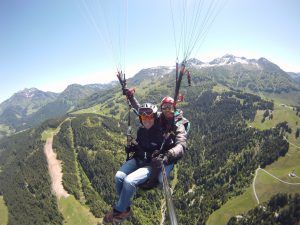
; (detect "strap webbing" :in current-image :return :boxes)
[161,162,178,225]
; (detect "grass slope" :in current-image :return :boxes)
[0,196,8,225]
[72,104,102,115]
[212,84,230,93]
[41,127,59,141]
[58,195,100,225]
[249,103,299,130]
[264,91,300,106]
[0,124,13,138]
[207,100,300,225]
[206,187,256,225]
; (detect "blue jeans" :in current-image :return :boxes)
[114,158,174,212]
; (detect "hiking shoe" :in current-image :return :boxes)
[103,207,131,224]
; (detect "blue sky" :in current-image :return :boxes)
[0,0,299,104]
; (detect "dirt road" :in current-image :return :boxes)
[44,137,69,199]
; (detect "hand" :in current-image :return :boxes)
[151,150,160,158]
[156,153,169,164]
[122,88,135,98]
[125,143,137,153]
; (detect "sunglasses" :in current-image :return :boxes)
[138,107,154,116]
[140,114,154,121]
[161,104,174,110]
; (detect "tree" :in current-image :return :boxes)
[296,128,300,139]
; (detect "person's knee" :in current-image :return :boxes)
[115,171,126,183]
[123,176,136,190]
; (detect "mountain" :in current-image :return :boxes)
[288,72,300,83]
[206,54,285,73]
[186,58,204,67]
[127,55,300,97]
[24,83,116,128]
[0,88,58,116]
[208,54,253,66]
[0,88,58,134]
[0,84,114,136]
[57,84,98,104]
[85,82,117,91]
[77,55,300,116]
[186,55,300,94]
[128,66,174,86]
[58,83,117,103]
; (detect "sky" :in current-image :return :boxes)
[0,0,299,104]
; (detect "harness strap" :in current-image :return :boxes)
[161,161,178,225]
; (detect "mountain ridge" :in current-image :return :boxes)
[0,83,115,135]
[1,54,297,105]
[0,55,299,138]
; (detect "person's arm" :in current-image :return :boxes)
[166,124,187,161]
[128,96,140,112]
[123,88,140,112]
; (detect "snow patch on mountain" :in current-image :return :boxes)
[186,54,262,69]
[17,88,39,99]
[136,66,174,77]
[186,58,204,67]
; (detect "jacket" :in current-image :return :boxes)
[134,121,164,162]
[128,96,189,163]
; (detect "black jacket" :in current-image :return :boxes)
[134,122,164,162]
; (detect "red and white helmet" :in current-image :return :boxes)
[160,96,175,107]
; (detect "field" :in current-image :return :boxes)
[0,124,13,138]
[206,187,256,225]
[207,100,300,225]
[41,128,59,141]
[58,195,101,225]
[0,196,8,225]
[41,118,71,141]
[71,104,103,115]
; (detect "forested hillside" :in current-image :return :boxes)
[0,59,300,224]
[172,90,290,224]
[0,122,64,225]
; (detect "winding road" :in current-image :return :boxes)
[252,167,300,204]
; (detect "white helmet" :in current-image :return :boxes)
[138,103,158,116]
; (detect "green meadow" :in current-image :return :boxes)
[58,195,101,225]
[0,196,8,225]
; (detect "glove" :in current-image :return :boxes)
[151,150,160,158]
[155,152,171,164]
[125,144,136,154]
[122,88,135,98]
